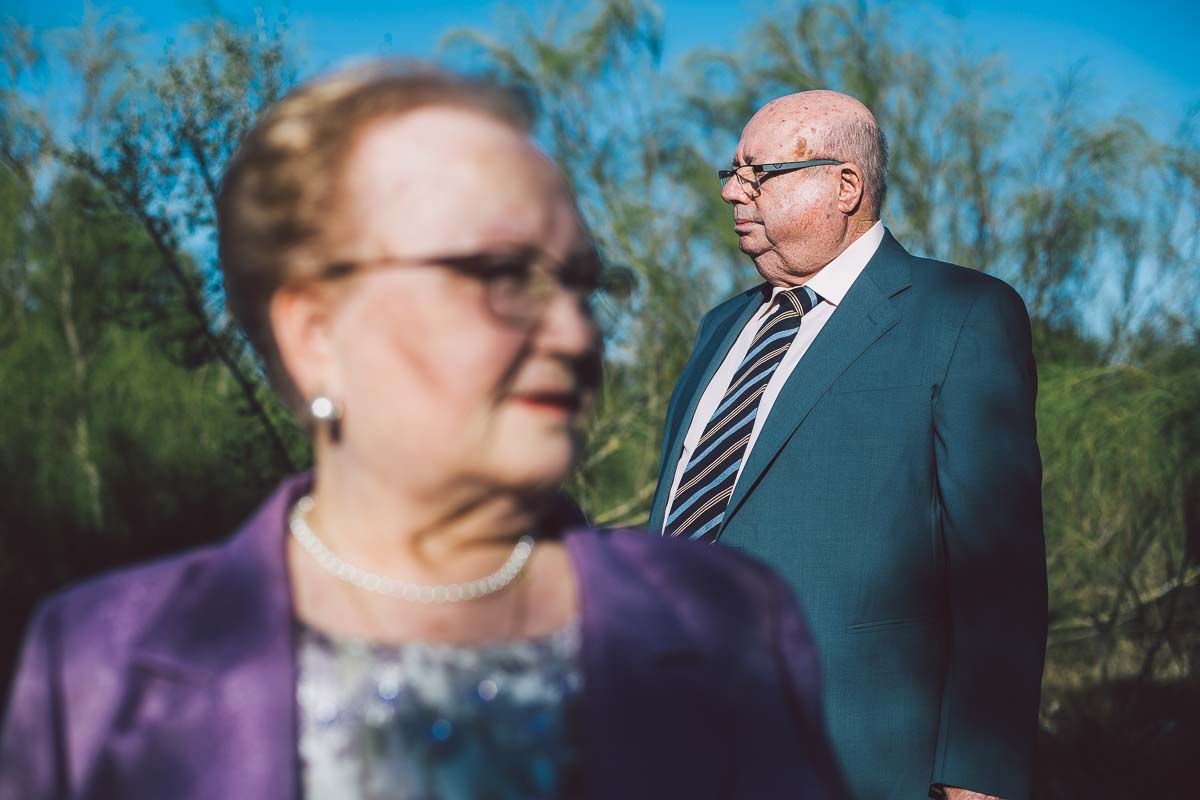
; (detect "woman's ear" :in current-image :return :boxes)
[269,284,337,403]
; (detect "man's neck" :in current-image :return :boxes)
[828,216,879,265]
[758,216,882,287]
[844,215,880,247]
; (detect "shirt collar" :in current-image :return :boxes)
[764,220,885,308]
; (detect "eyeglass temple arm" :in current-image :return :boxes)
[755,159,844,173]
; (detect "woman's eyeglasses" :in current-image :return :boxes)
[317,246,629,328]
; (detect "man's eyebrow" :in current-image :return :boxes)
[731,152,755,167]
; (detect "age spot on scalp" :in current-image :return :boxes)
[794,135,809,159]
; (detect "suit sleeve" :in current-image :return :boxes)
[0,603,66,800]
[930,282,1047,800]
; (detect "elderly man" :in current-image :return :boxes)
[649,91,1047,800]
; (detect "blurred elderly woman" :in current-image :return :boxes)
[0,63,845,800]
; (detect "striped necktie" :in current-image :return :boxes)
[665,286,820,543]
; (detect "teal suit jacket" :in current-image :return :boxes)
[649,232,1047,800]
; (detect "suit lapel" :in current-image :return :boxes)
[720,233,913,533]
[650,288,764,528]
[116,476,309,799]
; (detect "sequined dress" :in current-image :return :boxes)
[295,620,584,800]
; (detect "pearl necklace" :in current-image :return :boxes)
[288,495,535,604]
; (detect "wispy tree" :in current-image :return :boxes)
[2,3,1198,795]
[443,0,740,523]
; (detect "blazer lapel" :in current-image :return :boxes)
[113,476,310,799]
[651,288,764,528]
[720,233,912,532]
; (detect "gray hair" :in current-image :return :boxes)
[810,115,888,218]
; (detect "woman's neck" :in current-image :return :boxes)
[306,455,540,584]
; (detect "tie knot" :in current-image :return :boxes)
[778,286,819,316]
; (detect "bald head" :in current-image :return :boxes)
[748,90,888,217]
[754,89,873,124]
[722,89,888,284]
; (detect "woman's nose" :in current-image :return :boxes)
[535,288,599,357]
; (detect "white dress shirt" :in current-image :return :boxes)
[662,220,886,528]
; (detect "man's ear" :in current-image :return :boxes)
[269,284,337,403]
[836,162,865,215]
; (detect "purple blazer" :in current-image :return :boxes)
[1,474,846,799]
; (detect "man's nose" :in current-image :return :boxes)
[721,176,752,205]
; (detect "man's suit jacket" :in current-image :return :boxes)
[1,473,846,800]
[650,231,1047,800]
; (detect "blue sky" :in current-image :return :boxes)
[8,0,1198,131]
[6,0,1195,336]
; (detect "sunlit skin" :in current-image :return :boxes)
[269,107,599,644]
[722,90,878,286]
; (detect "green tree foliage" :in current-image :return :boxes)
[446,3,1200,793]
[443,0,741,523]
[1,2,1198,796]
[0,11,308,676]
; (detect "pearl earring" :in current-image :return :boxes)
[310,394,344,443]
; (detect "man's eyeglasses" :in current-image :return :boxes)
[718,159,844,197]
[317,246,624,328]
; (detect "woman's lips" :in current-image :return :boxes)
[511,392,582,414]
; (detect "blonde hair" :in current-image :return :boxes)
[217,61,532,413]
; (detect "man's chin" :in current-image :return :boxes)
[737,235,769,257]
[748,251,788,284]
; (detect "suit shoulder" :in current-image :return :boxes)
[30,541,225,652]
[909,256,1028,312]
